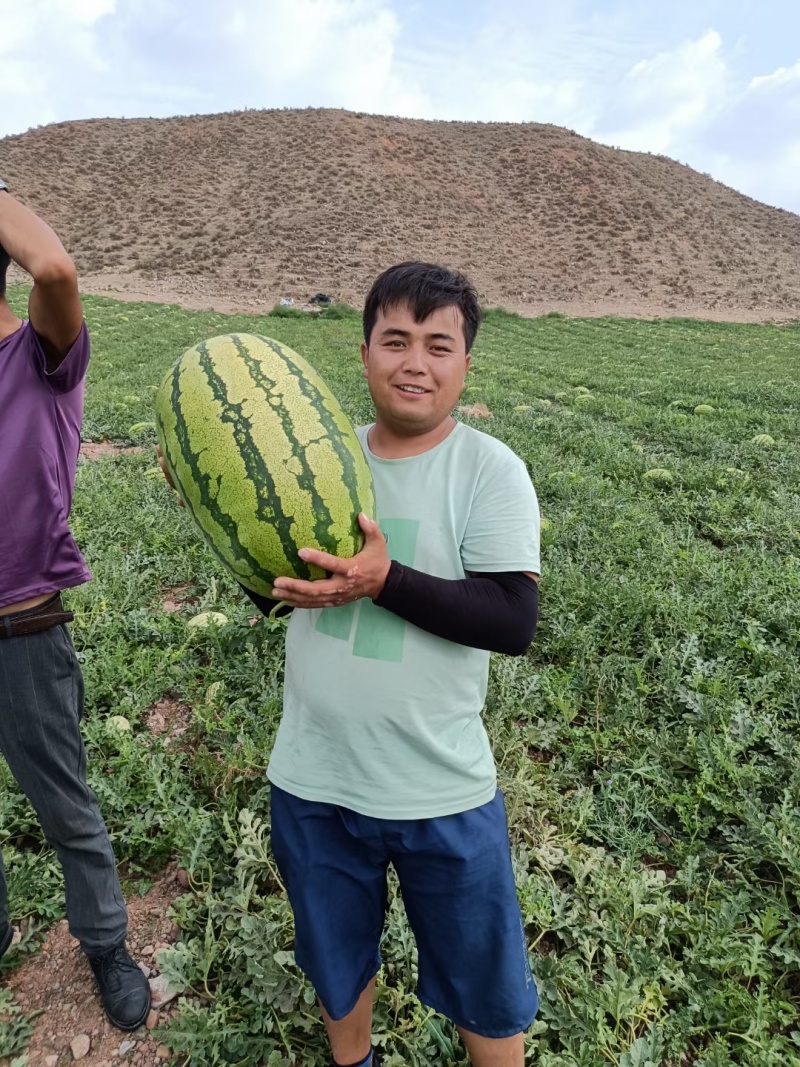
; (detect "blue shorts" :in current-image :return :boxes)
[270,784,539,1039]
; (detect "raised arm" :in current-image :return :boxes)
[0,185,83,365]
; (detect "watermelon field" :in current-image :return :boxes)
[1,286,799,1067]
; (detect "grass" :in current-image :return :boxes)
[2,286,799,1066]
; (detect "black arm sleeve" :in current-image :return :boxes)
[239,584,294,619]
[373,562,538,656]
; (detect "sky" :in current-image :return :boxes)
[1,0,799,215]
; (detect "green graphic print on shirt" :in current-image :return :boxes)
[315,518,420,662]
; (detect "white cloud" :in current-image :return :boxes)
[582,29,800,212]
[371,16,601,129]
[0,0,113,137]
[64,0,116,24]
[592,30,729,153]
[699,55,800,212]
[0,0,410,135]
[749,60,800,91]
[224,0,401,106]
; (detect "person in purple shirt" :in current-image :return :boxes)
[0,181,150,1030]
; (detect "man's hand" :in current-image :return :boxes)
[156,444,185,506]
[272,513,390,608]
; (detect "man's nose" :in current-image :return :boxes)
[401,343,427,371]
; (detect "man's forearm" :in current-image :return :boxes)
[374,563,538,655]
[241,567,538,655]
[0,190,75,281]
[0,183,83,358]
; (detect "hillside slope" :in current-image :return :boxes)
[2,108,799,320]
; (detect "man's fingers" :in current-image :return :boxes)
[278,596,349,609]
[359,512,383,539]
[273,575,352,599]
[297,546,354,574]
[156,447,177,490]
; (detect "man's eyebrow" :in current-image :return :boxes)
[378,328,457,342]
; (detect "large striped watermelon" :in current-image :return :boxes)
[154,333,375,596]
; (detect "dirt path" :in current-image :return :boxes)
[79,273,800,326]
[4,868,187,1067]
[79,443,145,461]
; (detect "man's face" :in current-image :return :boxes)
[360,302,471,436]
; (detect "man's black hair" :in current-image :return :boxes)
[363,262,482,351]
[0,245,10,300]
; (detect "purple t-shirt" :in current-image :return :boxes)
[0,320,91,611]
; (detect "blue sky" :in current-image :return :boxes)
[2,0,799,214]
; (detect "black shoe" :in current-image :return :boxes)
[0,923,12,959]
[87,943,151,1031]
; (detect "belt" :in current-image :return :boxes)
[0,594,74,639]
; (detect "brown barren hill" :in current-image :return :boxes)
[1,107,799,321]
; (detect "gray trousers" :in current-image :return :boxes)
[0,622,127,954]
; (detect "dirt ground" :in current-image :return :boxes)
[77,273,800,326]
[1,689,197,1067]
[79,443,144,461]
[4,868,187,1067]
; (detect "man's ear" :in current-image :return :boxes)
[360,341,369,378]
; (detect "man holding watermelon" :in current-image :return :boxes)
[161,262,541,1067]
[262,262,541,1067]
[0,183,151,1029]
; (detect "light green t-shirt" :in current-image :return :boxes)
[267,421,541,819]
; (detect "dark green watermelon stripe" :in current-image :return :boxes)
[156,379,264,584]
[234,335,356,551]
[196,339,317,579]
[259,337,366,508]
[170,349,286,583]
[156,404,260,583]
[255,336,367,532]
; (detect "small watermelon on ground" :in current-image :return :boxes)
[643,468,674,486]
[187,612,229,629]
[155,334,376,597]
